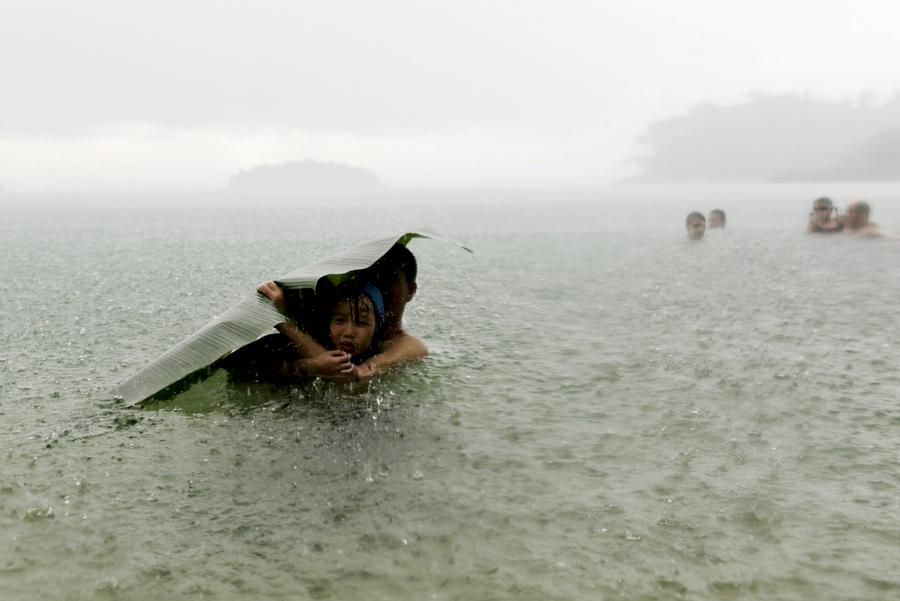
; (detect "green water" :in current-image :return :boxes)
[2,188,900,599]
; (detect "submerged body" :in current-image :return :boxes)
[255,244,427,384]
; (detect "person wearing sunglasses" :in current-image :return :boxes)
[807,196,843,234]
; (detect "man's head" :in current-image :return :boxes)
[845,200,871,229]
[370,244,418,325]
[708,209,725,229]
[811,197,835,224]
[685,212,706,240]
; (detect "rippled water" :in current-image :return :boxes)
[2,186,899,599]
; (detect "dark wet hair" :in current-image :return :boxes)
[371,243,417,286]
[813,196,833,208]
[709,209,725,220]
[329,282,382,328]
[686,211,705,226]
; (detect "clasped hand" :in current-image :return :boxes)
[301,350,375,382]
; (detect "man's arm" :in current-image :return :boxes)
[807,213,818,233]
[354,332,428,381]
[258,281,357,378]
[257,281,328,355]
[275,321,327,356]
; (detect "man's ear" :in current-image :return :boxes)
[407,282,417,302]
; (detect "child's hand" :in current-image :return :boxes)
[305,350,353,377]
[353,362,377,382]
[332,362,375,384]
[257,281,287,314]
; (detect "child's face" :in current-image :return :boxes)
[329,296,376,358]
[686,217,706,240]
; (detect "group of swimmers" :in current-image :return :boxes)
[685,198,888,240]
[685,209,725,240]
[807,197,885,237]
[222,243,427,384]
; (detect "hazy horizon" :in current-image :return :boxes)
[3,0,900,193]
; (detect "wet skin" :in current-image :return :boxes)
[686,218,706,240]
[329,297,376,358]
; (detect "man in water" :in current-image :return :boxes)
[686,212,705,240]
[807,196,843,233]
[369,244,427,358]
[707,209,726,229]
[842,200,885,238]
[256,243,427,381]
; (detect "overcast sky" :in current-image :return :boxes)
[2,0,900,191]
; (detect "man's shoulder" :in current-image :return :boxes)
[852,224,886,238]
[863,225,886,237]
[380,331,428,356]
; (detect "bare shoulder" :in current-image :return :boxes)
[865,225,886,238]
[381,331,428,358]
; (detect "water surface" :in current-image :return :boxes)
[2,187,899,599]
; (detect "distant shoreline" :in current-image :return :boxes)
[4,182,900,209]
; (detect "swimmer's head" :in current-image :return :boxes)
[845,200,871,229]
[685,212,706,240]
[327,282,384,359]
[371,244,418,323]
[377,244,417,284]
[848,200,869,215]
[813,196,834,212]
[708,209,725,229]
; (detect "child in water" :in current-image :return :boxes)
[277,279,388,381]
[320,281,385,375]
[255,244,427,381]
[221,280,384,383]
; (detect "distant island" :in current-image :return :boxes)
[629,93,900,182]
[228,159,382,192]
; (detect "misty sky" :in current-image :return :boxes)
[2,0,900,191]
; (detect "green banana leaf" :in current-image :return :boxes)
[115,229,472,406]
